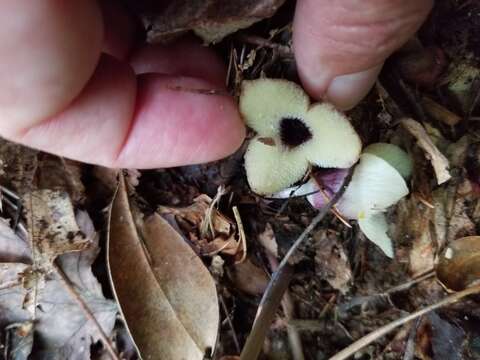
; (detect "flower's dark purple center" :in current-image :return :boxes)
[280,117,312,148]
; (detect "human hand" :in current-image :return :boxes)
[0,0,245,168]
[0,0,432,168]
[293,0,433,110]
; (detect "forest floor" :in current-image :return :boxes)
[1,1,480,359]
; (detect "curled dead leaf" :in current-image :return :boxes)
[142,0,287,44]
[108,175,219,360]
[159,194,246,262]
[436,236,480,291]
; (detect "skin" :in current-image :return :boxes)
[0,0,433,168]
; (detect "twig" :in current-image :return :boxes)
[232,206,247,263]
[402,318,421,360]
[240,168,354,360]
[384,271,435,295]
[0,185,20,201]
[53,262,120,360]
[236,34,293,58]
[200,185,226,239]
[266,253,305,360]
[318,187,352,228]
[284,294,305,360]
[338,271,435,314]
[220,296,241,353]
[239,264,294,360]
[25,194,39,320]
[328,284,480,360]
[220,296,240,353]
[466,76,480,121]
[276,168,353,273]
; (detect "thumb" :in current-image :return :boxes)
[293,0,433,110]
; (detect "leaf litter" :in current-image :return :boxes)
[107,174,219,360]
[1,1,480,359]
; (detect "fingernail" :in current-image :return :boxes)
[325,63,384,110]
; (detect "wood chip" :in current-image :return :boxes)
[401,118,452,184]
[422,97,462,126]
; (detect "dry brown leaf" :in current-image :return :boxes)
[314,230,352,293]
[0,211,116,360]
[446,59,480,113]
[22,190,90,271]
[395,197,436,275]
[159,194,232,236]
[0,140,87,205]
[422,96,462,126]
[108,175,219,360]
[159,194,245,260]
[0,217,30,263]
[142,0,286,44]
[35,155,86,205]
[436,236,480,291]
[227,258,269,295]
[257,223,278,258]
[401,118,452,184]
[3,320,34,360]
[0,139,37,194]
[433,182,476,247]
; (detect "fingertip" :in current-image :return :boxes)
[115,74,245,168]
[294,0,433,107]
[324,64,383,110]
[18,54,137,166]
[0,0,103,133]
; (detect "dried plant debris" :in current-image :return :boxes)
[0,217,30,263]
[142,0,287,44]
[401,118,451,184]
[0,139,37,194]
[436,236,480,291]
[0,211,116,360]
[314,230,352,294]
[108,175,219,360]
[0,1,479,359]
[158,193,246,261]
[23,190,90,272]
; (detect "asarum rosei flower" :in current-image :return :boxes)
[240,79,362,195]
[274,143,412,258]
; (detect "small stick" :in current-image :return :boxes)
[240,264,293,360]
[236,34,293,58]
[232,206,247,263]
[267,254,305,360]
[240,168,354,360]
[53,262,120,360]
[276,168,353,273]
[0,186,20,200]
[318,187,352,228]
[383,271,435,295]
[220,296,241,353]
[328,284,480,360]
[402,318,421,360]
